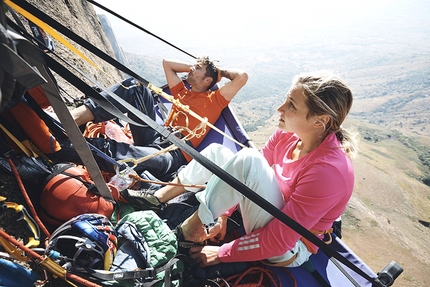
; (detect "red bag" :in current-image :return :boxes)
[39,163,119,227]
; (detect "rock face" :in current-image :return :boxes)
[98,14,129,67]
[19,0,124,94]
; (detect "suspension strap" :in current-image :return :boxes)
[301,259,331,287]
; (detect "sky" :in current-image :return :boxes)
[92,0,430,61]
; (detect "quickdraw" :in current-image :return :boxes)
[0,196,40,260]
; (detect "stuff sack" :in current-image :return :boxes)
[39,163,119,227]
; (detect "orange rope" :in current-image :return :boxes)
[220,266,284,287]
[83,122,106,138]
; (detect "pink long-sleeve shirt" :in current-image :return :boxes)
[218,129,354,262]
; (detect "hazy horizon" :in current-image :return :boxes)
[94,0,430,61]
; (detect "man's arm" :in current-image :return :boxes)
[217,68,248,102]
[162,59,192,90]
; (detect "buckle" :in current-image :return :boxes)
[144,267,155,280]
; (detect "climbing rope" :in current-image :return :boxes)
[128,174,206,190]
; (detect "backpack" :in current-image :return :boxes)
[39,163,119,227]
[46,211,183,287]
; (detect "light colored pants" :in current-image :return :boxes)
[178,143,311,267]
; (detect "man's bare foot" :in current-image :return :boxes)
[181,211,222,243]
[181,211,208,243]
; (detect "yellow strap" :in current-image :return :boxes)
[40,256,68,280]
[0,123,34,157]
[21,139,52,162]
[0,123,52,161]
[4,0,101,72]
[4,202,40,248]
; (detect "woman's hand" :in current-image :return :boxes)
[189,245,221,267]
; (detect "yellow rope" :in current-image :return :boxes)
[118,115,207,167]
[148,83,246,148]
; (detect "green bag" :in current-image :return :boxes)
[106,210,183,287]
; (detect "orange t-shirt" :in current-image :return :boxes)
[166,82,229,161]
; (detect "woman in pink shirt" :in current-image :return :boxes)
[159,71,358,267]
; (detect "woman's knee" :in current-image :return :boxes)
[234,148,267,169]
[201,143,234,164]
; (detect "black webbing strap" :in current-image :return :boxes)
[301,258,332,287]
[81,254,193,287]
[7,1,386,285]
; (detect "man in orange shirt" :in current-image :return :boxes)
[69,57,247,184]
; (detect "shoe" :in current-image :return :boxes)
[174,226,207,254]
[120,188,166,212]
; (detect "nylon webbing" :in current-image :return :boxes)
[77,254,192,286]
